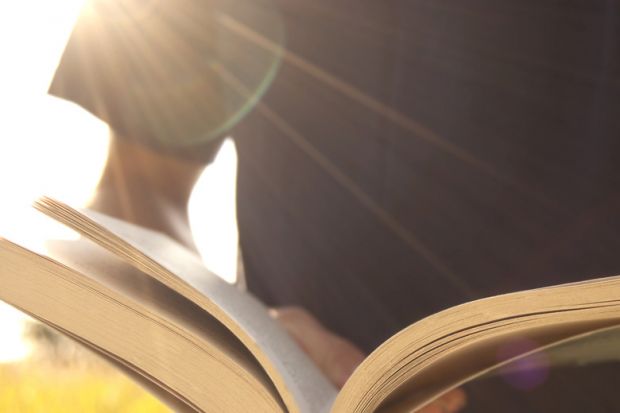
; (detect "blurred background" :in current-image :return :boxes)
[0,1,239,410]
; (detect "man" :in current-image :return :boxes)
[50,0,467,410]
[51,0,619,411]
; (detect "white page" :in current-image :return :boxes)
[42,202,337,413]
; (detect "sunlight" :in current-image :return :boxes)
[0,303,32,364]
[189,139,240,284]
[0,0,107,363]
[0,0,108,232]
[0,0,84,96]
[0,0,242,363]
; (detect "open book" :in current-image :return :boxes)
[1,197,620,413]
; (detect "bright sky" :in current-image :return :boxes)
[0,0,239,362]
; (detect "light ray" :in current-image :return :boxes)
[211,63,476,297]
[217,12,559,212]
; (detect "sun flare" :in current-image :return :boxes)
[0,0,240,364]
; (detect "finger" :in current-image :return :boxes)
[271,307,365,388]
[443,388,466,412]
[271,307,467,412]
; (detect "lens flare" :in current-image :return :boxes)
[497,338,550,391]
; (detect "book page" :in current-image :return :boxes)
[0,236,283,413]
[331,275,620,413]
[379,322,620,413]
[36,198,337,413]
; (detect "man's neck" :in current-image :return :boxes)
[88,135,206,250]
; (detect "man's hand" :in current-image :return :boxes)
[270,306,365,388]
[271,307,466,413]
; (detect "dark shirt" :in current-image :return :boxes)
[232,1,620,410]
[235,0,620,349]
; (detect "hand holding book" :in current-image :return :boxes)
[272,306,466,413]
